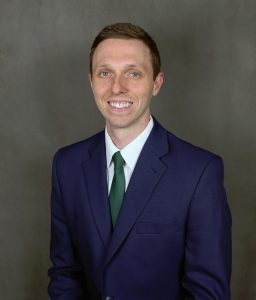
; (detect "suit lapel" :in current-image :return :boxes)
[105,122,170,266]
[81,131,112,249]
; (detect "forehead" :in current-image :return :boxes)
[92,38,152,68]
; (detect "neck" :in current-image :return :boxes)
[107,117,151,149]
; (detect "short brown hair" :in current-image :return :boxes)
[90,23,161,79]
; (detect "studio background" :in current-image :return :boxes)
[0,0,255,299]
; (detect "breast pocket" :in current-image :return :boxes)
[135,221,180,235]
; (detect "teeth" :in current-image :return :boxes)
[109,102,131,108]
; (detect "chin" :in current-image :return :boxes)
[108,122,130,130]
[107,118,134,129]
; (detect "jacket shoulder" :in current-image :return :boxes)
[53,130,104,164]
[165,129,223,169]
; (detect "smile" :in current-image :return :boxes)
[109,101,132,108]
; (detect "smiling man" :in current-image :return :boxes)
[48,23,232,300]
[90,37,163,149]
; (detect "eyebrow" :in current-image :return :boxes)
[95,64,145,69]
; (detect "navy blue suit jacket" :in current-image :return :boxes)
[48,120,232,300]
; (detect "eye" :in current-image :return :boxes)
[129,71,140,78]
[99,71,111,77]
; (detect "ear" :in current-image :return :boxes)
[88,73,93,88]
[152,72,164,96]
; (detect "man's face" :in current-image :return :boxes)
[89,38,163,133]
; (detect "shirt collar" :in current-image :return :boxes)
[105,129,119,168]
[105,117,154,171]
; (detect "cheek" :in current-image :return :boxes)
[138,86,154,99]
[92,84,108,97]
[128,82,152,95]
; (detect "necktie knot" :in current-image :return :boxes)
[112,151,125,169]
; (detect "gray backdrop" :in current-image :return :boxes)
[0,0,255,299]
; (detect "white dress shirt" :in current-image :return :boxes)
[105,117,154,193]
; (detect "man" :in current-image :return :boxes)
[48,23,232,300]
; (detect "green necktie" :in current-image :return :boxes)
[109,151,126,227]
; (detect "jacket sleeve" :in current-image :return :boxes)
[48,151,87,300]
[183,156,232,300]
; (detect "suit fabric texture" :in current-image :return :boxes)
[48,120,232,300]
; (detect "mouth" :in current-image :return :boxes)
[108,100,133,110]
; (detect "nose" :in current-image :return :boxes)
[111,75,127,95]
